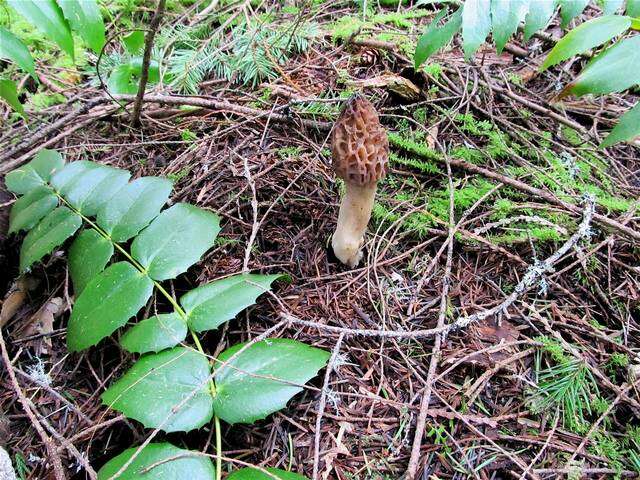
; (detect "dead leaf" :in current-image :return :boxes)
[0,276,38,328]
[17,297,65,355]
[349,73,421,100]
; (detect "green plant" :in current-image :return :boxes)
[0,0,105,114]
[413,2,640,147]
[6,150,329,479]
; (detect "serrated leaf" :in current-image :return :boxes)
[462,0,492,59]
[181,274,282,333]
[542,15,631,71]
[107,59,160,94]
[52,161,130,216]
[559,35,640,98]
[0,79,24,116]
[19,206,81,272]
[490,0,530,53]
[414,8,462,68]
[57,0,105,54]
[7,0,74,59]
[68,229,114,294]
[559,0,589,27]
[524,0,557,41]
[603,0,625,14]
[600,102,640,147]
[120,313,187,354]
[97,176,173,242]
[6,149,65,194]
[0,27,37,79]
[132,203,221,281]
[9,187,58,234]
[122,31,145,55]
[213,339,329,424]
[626,0,640,16]
[227,468,307,480]
[102,347,214,432]
[97,443,215,480]
[66,261,153,351]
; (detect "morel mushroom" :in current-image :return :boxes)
[331,96,389,267]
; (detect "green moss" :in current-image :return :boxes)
[560,125,585,147]
[331,16,369,41]
[28,92,66,109]
[372,9,431,29]
[451,145,485,164]
[390,152,440,174]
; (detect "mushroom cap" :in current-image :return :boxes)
[331,95,389,186]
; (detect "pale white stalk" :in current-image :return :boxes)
[332,182,377,267]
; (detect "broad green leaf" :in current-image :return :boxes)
[132,203,221,281]
[67,261,153,351]
[97,176,173,242]
[0,27,37,79]
[68,229,114,294]
[98,443,215,480]
[123,31,145,55]
[227,468,307,480]
[0,79,24,116]
[462,0,491,59]
[102,348,214,432]
[58,0,105,54]
[7,0,74,59]
[524,0,556,40]
[107,59,160,94]
[19,206,81,272]
[414,8,462,68]
[542,15,631,71]
[9,187,58,234]
[627,0,640,16]
[120,313,187,354]
[560,35,640,97]
[53,161,130,216]
[6,149,65,194]
[559,0,590,27]
[490,0,530,53]
[181,274,282,333]
[600,102,640,147]
[602,0,625,14]
[213,339,329,424]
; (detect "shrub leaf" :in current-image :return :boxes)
[462,0,492,59]
[9,187,58,234]
[491,0,530,54]
[414,8,462,68]
[120,313,187,354]
[57,0,105,54]
[68,229,114,294]
[600,102,640,148]
[0,27,37,79]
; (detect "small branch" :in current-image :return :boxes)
[130,0,166,127]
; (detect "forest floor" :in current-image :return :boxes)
[1,1,639,479]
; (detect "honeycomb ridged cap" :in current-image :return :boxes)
[331,96,389,186]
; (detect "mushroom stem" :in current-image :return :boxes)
[332,182,377,267]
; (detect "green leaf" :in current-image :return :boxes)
[6,149,65,194]
[627,0,640,17]
[57,0,105,54]
[97,443,215,480]
[120,313,187,354]
[227,468,308,480]
[181,274,282,333]
[131,203,221,281]
[558,0,590,27]
[68,229,114,294]
[414,8,462,68]
[52,161,130,216]
[7,0,74,59]
[524,0,557,41]
[559,35,640,97]
[0,27,37,79]
[600,102,640,147]
[9,187,58,234]
[19,206,81,272]
[490,0,530,53]
[542,15,631,71]
[123,31,145,55]
[462,0,491,59]
[66,261,153,351]
[97,176,173,242]
[107,59,160,94]
[102,348,214,432]
[213,339,329,424]
[602,0,625,14]
[0,79,24,116]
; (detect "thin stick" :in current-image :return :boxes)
[130,0,166,127]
